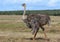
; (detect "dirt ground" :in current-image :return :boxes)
[0,32,60,42]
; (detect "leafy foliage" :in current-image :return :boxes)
[0,10,60,16]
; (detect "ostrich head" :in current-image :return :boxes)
[22,3,26,20]
[22,3,26,7]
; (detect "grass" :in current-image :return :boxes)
[0,22,31,32]
[0,15,60,33]
[0,15,60,42]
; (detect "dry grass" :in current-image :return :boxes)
[0,15,60,42]
[0,15,60,33]
[0,32,60,42]
[0,15,60,32]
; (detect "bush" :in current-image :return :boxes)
[0,10,60,16]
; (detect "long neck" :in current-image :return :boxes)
[22,6,26,20]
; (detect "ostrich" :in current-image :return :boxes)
[22,3,51,40]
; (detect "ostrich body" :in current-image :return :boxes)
[22,3,51,40]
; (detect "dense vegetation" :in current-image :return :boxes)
[0,10,60,16]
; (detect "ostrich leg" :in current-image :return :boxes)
[40,26,47,39]
[33,28,39,40]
